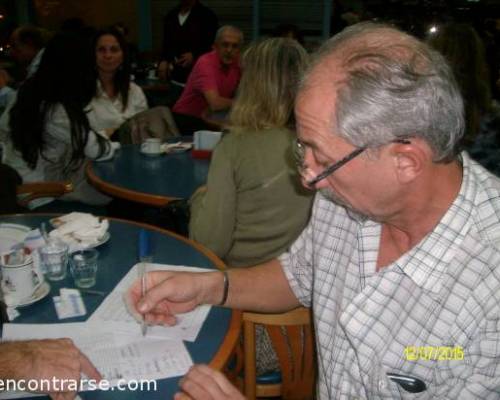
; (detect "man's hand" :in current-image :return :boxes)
[176,52,194,68]
[126,270,223,326]
[4,338,101,400]
[174,365,245,400]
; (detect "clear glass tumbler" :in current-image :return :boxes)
[39,239,69,281]
[70,249,98,288]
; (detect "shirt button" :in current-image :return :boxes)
[378,379,387,390]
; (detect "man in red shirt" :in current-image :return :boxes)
[172,25,243,134]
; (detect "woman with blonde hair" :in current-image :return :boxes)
[189,37,313,268]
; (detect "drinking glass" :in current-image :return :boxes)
[70,249,98,288]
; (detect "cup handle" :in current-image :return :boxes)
[32,270,43,293]
[140,142,148,152]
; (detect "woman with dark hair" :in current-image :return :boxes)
[2,32,118,205]
[88,27,147,137]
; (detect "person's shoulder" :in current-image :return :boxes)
[128,81,145,94]
[465,154,500,244]
[468,154,500,198]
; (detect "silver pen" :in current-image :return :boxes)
[140,262,147,336]
[138,229,151,337]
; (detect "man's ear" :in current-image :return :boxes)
[392,141,428,184]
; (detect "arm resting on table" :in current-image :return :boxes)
[203,90,232,112]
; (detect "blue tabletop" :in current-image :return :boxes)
[0,215,238,400]
[87,144,210,206]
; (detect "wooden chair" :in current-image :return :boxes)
[16,181,73,208]
[243,307,316,400]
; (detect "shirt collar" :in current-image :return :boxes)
[96,79,108,99]
[27,48,44,78]
[392,152,475,294]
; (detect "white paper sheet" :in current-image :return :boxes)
[1,322,192,398]
[88,264,213,342]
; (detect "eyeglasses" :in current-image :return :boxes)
[294,138,411,186]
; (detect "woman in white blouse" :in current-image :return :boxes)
[89,27,148,137]
[5,32,117,206]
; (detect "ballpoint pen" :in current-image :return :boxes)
[138,229,152,337]
[387,373,426,393]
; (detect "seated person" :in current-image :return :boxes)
[189,38,314,374]
[2,33,118,207]
[172,25,243,135]
[189,38,314,268]
[88,27,148,138]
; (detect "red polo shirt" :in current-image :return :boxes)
[173,50,241,118]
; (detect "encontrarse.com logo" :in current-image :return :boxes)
[0,378,158,392]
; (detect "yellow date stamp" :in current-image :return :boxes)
[404,346,464,361]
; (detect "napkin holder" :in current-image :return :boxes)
[191,130,222,159]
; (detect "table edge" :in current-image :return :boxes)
[85,161,177,207]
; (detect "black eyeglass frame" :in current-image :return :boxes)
[295,138,411,186]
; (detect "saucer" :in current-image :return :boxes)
[4,281,51,308]
[140,149,163,157]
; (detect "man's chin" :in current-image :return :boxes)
[319,188,368,222]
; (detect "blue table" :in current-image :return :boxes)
[86,144,210,206]
[0,214,240,399]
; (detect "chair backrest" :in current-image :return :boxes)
[16,181,73,208]
[243,307,316,400]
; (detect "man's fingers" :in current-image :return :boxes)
[174,393,193,400]
[179,364,244,400]
[79,351,101,381]
[138,276,175,313]
[144,312,177,326]
[49,391,77,400]
[193,365,239,395]
[180,374,214,400]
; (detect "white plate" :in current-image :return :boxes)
[51,231,110,251]
[82,231,110,249]
[48,218,110,250]
[0,223,31,253]
[4,281,51,308]
[162,142,193,154]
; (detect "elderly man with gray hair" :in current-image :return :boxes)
[129,22,500,399]
[172,25,243,134]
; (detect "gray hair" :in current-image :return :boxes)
[302,22,464,162]
[215,25,244,44]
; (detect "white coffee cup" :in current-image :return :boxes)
[141,138,162,154]
[0,249,43,303]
